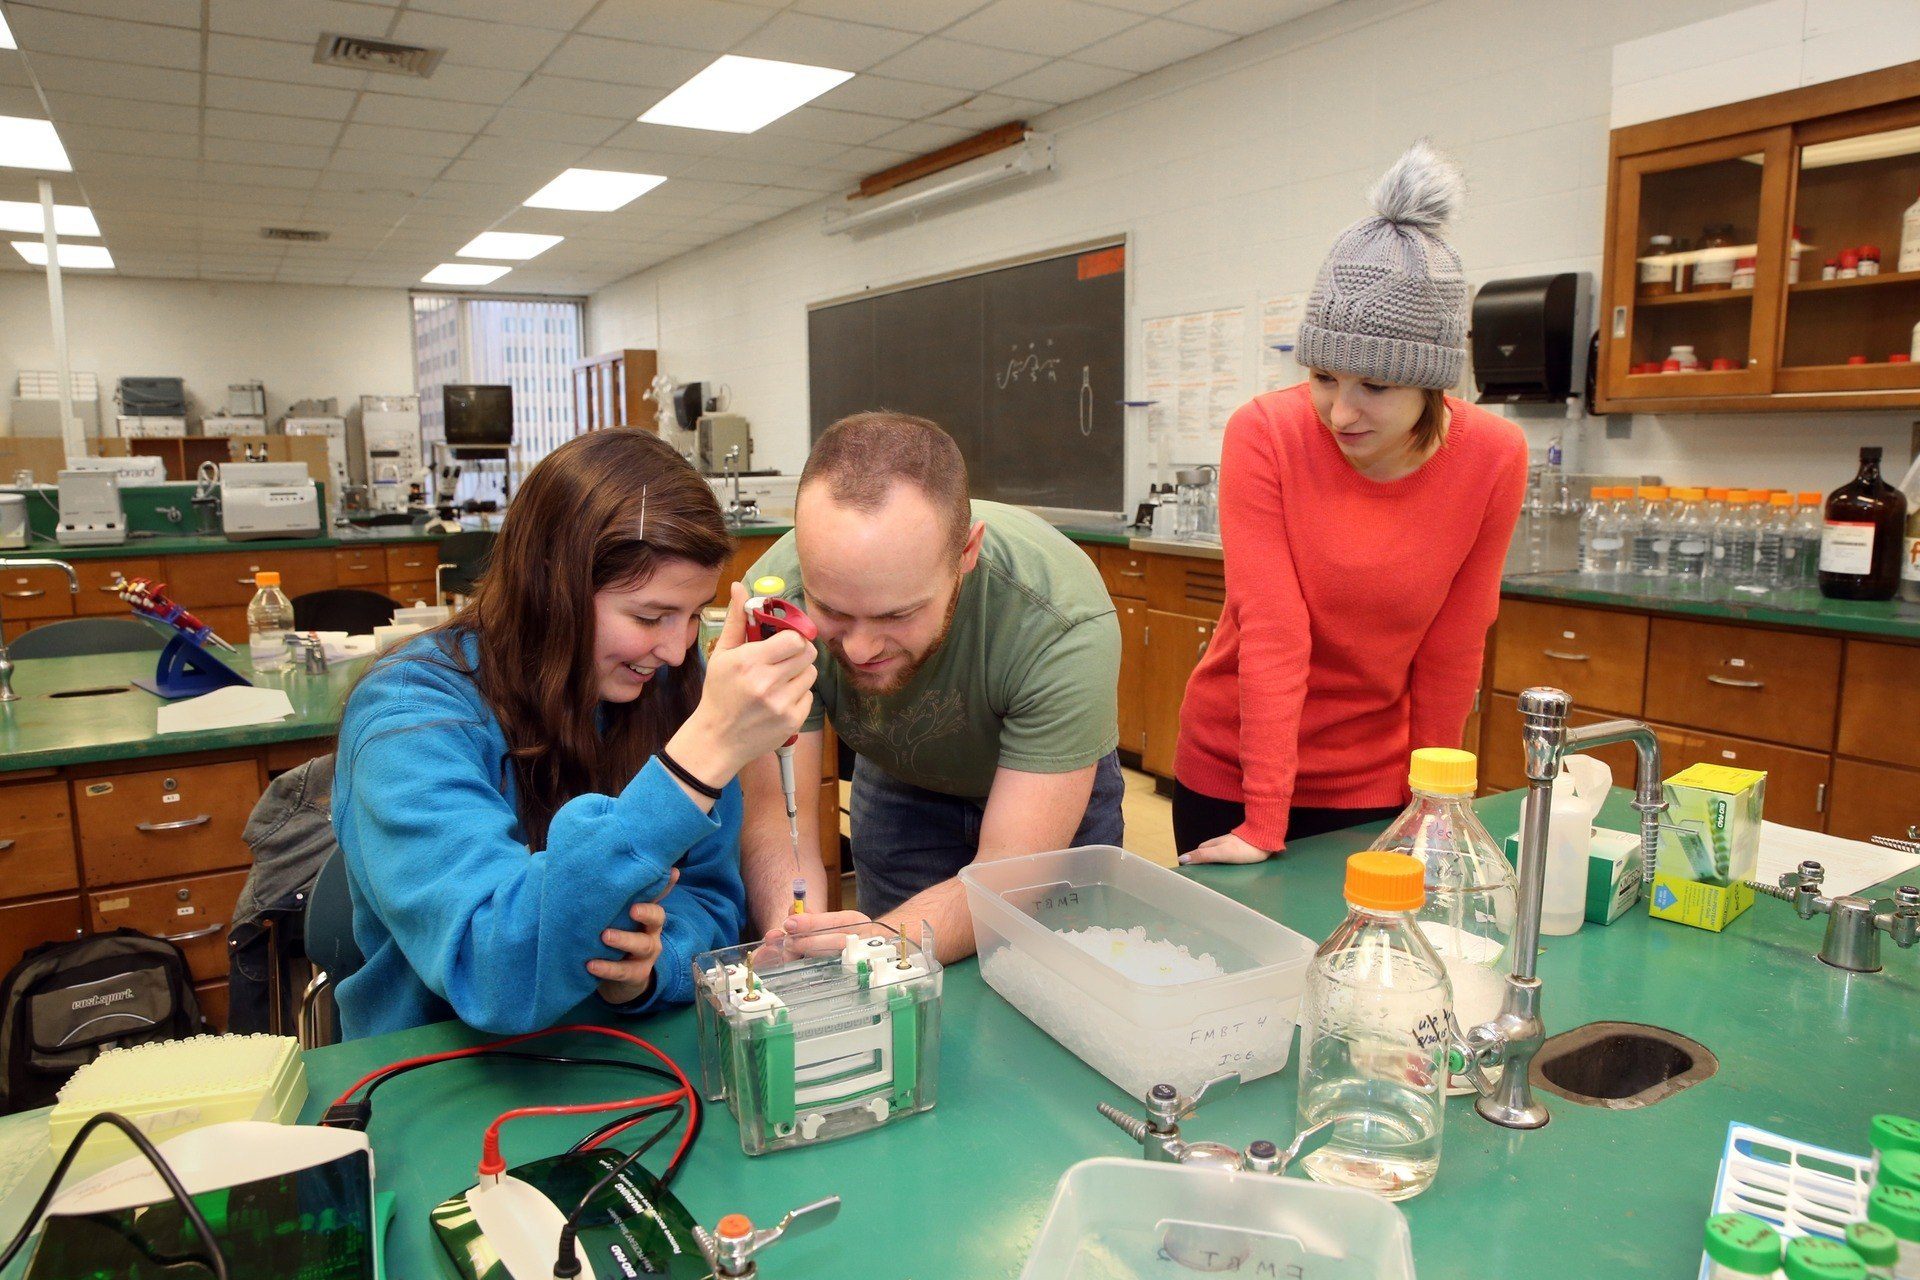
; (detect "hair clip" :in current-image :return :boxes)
[638,484,648,541]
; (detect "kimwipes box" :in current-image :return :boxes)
[1649,764,1766,932]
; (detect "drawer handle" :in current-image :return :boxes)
[0,839,11,851]
[1542,649,1589,662]
[1706,673,1765,690]
[347,562,372,570]
[136,813,212,832]
[160,922,224,943]
[97,583,125,593]
[3,588,45,599]
[1118,569,1145,578]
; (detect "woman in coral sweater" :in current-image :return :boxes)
[1175,141,1527,864]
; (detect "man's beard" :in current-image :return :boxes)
[829,578,962,697]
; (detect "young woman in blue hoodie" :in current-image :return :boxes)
[331,429,817,1038]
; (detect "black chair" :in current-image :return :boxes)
[300,849,364,1048]
[292,589,399,635]
[436,530,496,597]
[6,617,167,659]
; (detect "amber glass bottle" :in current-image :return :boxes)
[1818,447,1907,600]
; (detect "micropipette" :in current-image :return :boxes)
[744,575,820,916]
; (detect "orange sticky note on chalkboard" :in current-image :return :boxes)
[1077,246,1124,280]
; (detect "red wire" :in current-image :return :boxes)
[327,1023,700,1179]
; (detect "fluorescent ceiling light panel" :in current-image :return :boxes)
[0,115,72,172]
[457,232,562,260]
[639,55,853,134]
[0,11,16,50]
[12,241,113,268]
[422,262,510,285]
[524,168,665,212]
[0,200,100,236]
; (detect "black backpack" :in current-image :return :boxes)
[0,929,205,1115]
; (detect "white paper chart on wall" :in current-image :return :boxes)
[1142,306,1245,462]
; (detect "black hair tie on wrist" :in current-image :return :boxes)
[657,748,723,800]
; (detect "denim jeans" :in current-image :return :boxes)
[848,750,1125,918]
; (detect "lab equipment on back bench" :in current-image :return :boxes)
[693,919,941,1156]
[361,394,422,516]
[282,414,350,525]
[55,470,125,546]
[220,461,321,540]
[697,413,752,476]
[745,576,819,910]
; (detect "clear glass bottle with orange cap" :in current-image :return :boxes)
[1376,748,1514,1095]
[245,570,293,672]
[1296,851,1451,1201]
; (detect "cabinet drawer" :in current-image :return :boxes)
[1644,617,1840,750]
[164,549,336,608]
[386,580,434,608]
[0,780,78,899]
[384,542,441,583]
[197,606,249,647]
[1099,546,1151,600]
[0,894,83,976]
[332,548,386,586]
[1837,640,1920,770]
[1825,758,1920,845]
[74,760,258,886]
[89,868,247,983]
[74,558,163,617]
[1145,555,1225,619]
[1654,726,1831,833]
[1116,599,1147,756]
[1491,599,1647,715]
[0,564,77,620]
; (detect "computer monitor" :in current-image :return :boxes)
[442,385,513,447]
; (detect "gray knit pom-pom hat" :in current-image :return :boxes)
[1295,140,1467,390]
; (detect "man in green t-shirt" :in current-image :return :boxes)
[742,411,1122,961]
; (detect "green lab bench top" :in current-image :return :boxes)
[0,650,363,772]
[0,526,450,562]
[1503,573,1920,643]
[296,789,1919,1279]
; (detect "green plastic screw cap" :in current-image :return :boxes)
[1845,1221,1899,1267]
[1879,1150,1920,1193]
[1705,1214,1783,1274]
[1782,1235,1867,1280]
[1869,1186,1920,1241]
[1871,1114,1920,1157]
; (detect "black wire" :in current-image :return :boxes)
[358,1051,676,1106]
[553,1106,685,1279]
[0,1111,229,1279]
[569,1098,702,1186]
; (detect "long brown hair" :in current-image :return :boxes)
[445,428,729,848]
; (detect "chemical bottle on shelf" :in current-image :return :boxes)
[1576,485,1610,579]
[1820,447,1908,601]
[1705,487,1730,528]
[246,571,293,672]
[1627,486,1667,577]
[1375,749,1516,1097]
[1587,487,1629,585]
[1296,852,1450,1202]
[1668,488,1712,590]
[1754,491,1796,588]
[1900,185,1920,273]
[1713,491,1760,587]
[1788,492,1825,591]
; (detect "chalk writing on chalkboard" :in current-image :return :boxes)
[996,340,1062,389]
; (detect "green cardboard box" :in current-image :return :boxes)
[1649,763,1766,932]
[1502,826,1643,926]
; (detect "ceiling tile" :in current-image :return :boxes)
[813,143,914,172]
[206,75,360,121]
[42,91,200,132]
[457,134,592,171]
[0,84,46,115]
[370,62,529,106]
[205,136,336,168]
[405,0,596,29]
[335,120,471,157]
[757,105,901,145]
[928,91,1051,128]
[812,74,971,119]
[600,121,733,156]
[206,110,348,146]
[730,13,919,71]
[678,155,805,186]
[871,119,974,151]
[4,9,201,69]
[579,0,774,51]
[207,34,370,89]
[61,123,203,159]
[351,91,494,132]
[541,35,711,88]
[733,184,821,211]
[989,57,1132,102]
[791,0,993,33]
[206,0,394,41]
[1074,18,1232,70]
[0,52,29,88]
[571,145,709,177]
[868,37,1047,90]
[438,155,558,185]
[15,0,203,28]
[759,165,845,191]
[710,132,849,166]
[945,0,1143,56]
[19,52,201,105]
[202,160,325,190]
[1168,0,1329,34]
[483,106,622,144]
[1081,0,1185,11]
[388,12,565,72]
[505,74,662,120]
[311,169,426,196]
[328,147,450,178]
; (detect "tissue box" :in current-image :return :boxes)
[1503,827,1644,926]
[1649,764,1765,932]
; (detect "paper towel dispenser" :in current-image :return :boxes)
[1471,272,1591,404]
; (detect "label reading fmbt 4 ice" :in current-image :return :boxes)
[1819,521,1877,576]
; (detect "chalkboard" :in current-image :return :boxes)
[808,243,1125,512]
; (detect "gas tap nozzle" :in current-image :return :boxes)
[1748,859,1920,973]
[694,1197,840,1278]
[1097,1076,1333,1175]
[744,576,819,915]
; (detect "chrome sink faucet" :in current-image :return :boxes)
[0,558,79,702]
[1450,686,1666,1129]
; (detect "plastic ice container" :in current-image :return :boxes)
[960,845,1317,1097]
[1021,1157,1416,1279]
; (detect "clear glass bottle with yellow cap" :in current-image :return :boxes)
[1376,749,1516,1095]
[1296,852,1451,1201]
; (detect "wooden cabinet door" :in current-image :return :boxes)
[1654,725,1832,831]
[384,542,442,584]
[165,549,336,608]
[1145,556,1225,620]
[1837,640,1920,770]
[0,779,78,900]
[332,547,386,586]
[0,895,82,976]
[1491,599,1648,715]
[1143,610,1212,777]
[74,760,258,887]
[716,536,778,605]
[88,868,248,982]
[1116,599,1147,757]
[73,558,163,617]
[0,563,78,620]
[1825,758,1920,845]
[1099,546,1150,600]
[1644,617,1841,750]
